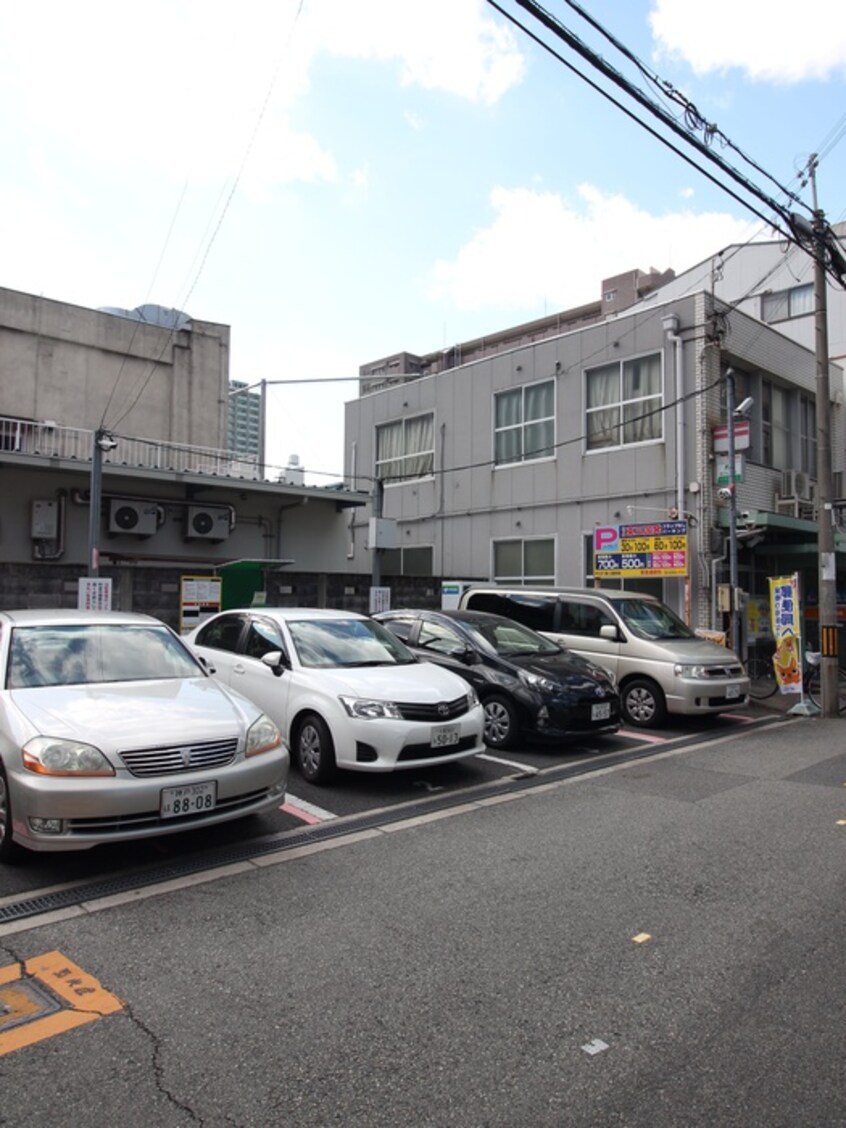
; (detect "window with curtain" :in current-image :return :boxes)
[375,413,434,482]
[586,354,662,451]
[762,283,813,323]
[762,381,790,467]
[494,379,554,465]
[493,537,554,584]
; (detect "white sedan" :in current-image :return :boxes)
[0,610,289,858]
[185,608,485,783]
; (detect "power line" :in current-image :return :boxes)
[486,0,798,242]
[557,0,805,210]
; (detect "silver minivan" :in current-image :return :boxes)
[458,587,749,728]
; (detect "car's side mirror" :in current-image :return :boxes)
[198,654,217,676]
[261,650,289,677]
[600,624,621,642]
[458,647,478,665]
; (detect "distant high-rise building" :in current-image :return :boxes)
[228,380,262,458]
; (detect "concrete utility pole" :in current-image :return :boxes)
[725,369,740,655]
[87,429,117,577]
[808,157,839,716]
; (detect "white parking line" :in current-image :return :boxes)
[281,794,338,824]
[477,752,539,774]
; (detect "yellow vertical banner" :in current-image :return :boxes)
[769,574,802,694]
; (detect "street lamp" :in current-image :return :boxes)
[87,429,117,577]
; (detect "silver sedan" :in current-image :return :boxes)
[0,609,289,857]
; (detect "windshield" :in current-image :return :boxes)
[287,618,417,668]
[7,624,202,689]
[616,599,695,641]
[463,617,562,658]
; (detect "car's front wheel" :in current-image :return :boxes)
[620,677,667,728]
[0,765,22,863]
[294,713,337,784]
[483,693,520,749]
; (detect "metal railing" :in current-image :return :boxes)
[0,416,262,480]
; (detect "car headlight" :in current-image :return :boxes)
[465,686,480,708]
[245,714,283,757]
[339,695,403,719]
[518,670,559,694]
[674,663,713,680]
[22,736,114,777]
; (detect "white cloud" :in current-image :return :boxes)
[0,1,523,199]
[301,0,525,105]
[649,0,846,82]
[429,184,758,312]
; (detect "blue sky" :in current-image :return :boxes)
[3,0,846,483]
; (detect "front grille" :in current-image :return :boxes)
[703,664,745,679]
[120,738,239,778]
[396,694,470,722]
[65,787,272,834]
[397,735,478,762]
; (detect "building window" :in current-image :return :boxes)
[493,538,554,584]
[762,283,813,323]
[381,545,434,577]
[762,381,790,467]
[494,379,554,465]
[586,354,662,451]
[799,394,817,476]
[376,414,434,483]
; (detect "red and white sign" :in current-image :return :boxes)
[713,420,750,452]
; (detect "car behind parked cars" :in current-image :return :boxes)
[458,586,750,728]
[374,608,620,749]
[185,608,485,783]
[0,610,289,858]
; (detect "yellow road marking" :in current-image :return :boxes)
[0,951,123,1057]
[632,932,652,944]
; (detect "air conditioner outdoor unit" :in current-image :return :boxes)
[186,505,231,541]
[109,500,159,537]
[781,469,810,499]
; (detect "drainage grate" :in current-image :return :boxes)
[0,715,782,926]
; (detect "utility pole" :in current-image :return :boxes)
[725,368,740,654]
[87,428,117,577]
[808,157,839,716]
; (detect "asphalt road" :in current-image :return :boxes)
[2,709,844,1126]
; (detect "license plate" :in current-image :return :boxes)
[431,724,460,748]
[591,702,611,721]
[160,780,217,819]
[725,683,742,699]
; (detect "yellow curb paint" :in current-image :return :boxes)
[632,932,652,944]
[0,951,123,1057]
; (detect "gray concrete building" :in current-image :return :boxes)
[0,288,370,625]
[345,250,846,654]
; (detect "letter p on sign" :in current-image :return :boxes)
[594,527,619,553]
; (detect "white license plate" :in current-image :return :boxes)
[160,780,217,819]
[431,724,460,748]
[725,683,742,699]
[591,702,611,721]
